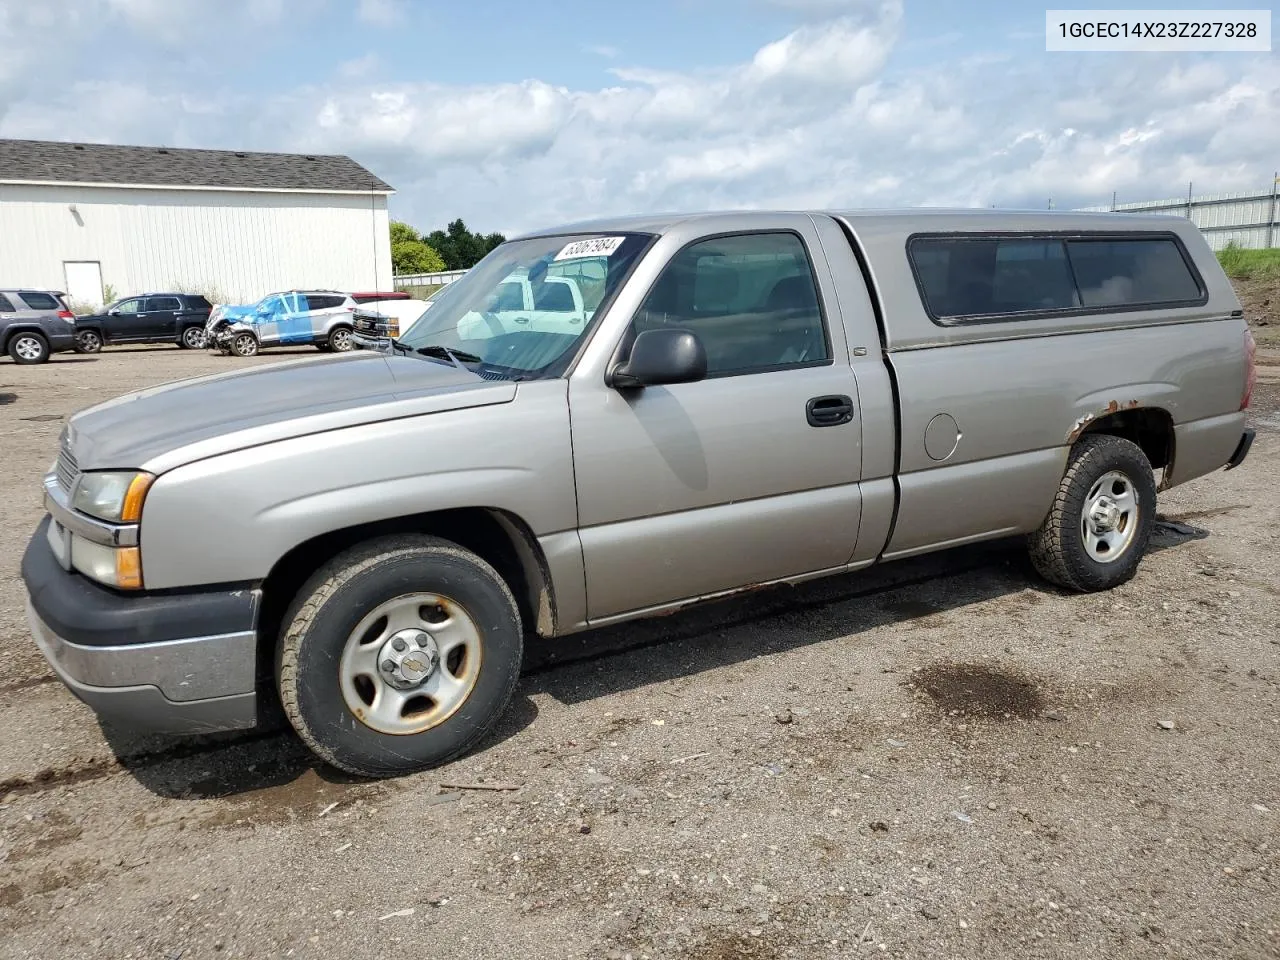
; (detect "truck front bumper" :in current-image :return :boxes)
[21,518,262,734]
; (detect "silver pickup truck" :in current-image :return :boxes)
[21,210,1257,778]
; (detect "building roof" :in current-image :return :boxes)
[0,139,393,193]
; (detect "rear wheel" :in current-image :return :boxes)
[8,332,50,364]
[230,332,259,357]
[75,329,103,353]
[180,326,207,349]
[1028,434,1156,592]
[277,536,523,778]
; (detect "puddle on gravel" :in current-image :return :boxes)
[190,768,386,829]
[913,662,1044,719]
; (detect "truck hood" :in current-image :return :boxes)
[64,351,516,474]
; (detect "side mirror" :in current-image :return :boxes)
[608,328,707,388]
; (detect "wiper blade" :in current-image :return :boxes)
[416,344,483,367]
[387,337,412,355]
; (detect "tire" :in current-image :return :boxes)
[277,535,524,778]
[230,332,259,357]
[75,330,103,354]
[327,325,353,352]
[7,331,50,364]
[1028,434,1157,592]
[180,326,207,350]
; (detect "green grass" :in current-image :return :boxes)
[1216,243,1280,280]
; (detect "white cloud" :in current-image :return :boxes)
[356,0,405,27]
[2,0,1278,236]
[585,44,620,58]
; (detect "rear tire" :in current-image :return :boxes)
[8,331,50,364]
[1028,434,1156,592]
[180,326,207,349]
[276,536,524,778]
[75,330,103,354]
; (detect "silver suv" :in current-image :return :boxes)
[0,289,78,364]
[205,290,358,357]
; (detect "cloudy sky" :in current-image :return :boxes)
[1,0,1276,235]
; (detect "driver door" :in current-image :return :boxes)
[108,298,149,340]
[569,226,863,622]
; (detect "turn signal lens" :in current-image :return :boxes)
[115,547,143,590]
[121,473,155,523]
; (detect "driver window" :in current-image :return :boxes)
[114,299,142,315]
[630,232,830,377]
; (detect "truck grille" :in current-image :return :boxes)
[55,445,79,493]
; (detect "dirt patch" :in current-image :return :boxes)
[913,661,1044,719]
[195,767,387,829]
[689,931,783,960]
[1236,273,1280,346]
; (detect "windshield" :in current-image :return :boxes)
[396,232,652,379]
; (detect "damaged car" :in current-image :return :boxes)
[205,290,357,357]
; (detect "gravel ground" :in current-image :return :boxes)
[1,341,1278,960]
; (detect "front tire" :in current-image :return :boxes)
[327,325,353,352]
[230,332,259,357]
[8,332,50,364]
[277,536,524,778]
[1028,434,1156,592]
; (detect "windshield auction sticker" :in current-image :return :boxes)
[554,237,626,261]
[1047,9,1271,51]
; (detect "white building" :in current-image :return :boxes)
[0,138,394,308]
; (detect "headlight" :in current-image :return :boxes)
[72,471,155,523]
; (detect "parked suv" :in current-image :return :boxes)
[0,288,78,363]
[206,291,357,357]
[74,294,213,353]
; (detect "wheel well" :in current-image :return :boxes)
[254,508,555,689]
[1074,407,1174,469]
[2,326,48,350]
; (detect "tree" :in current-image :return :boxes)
[424,219,506,271]
[390,220,446,275]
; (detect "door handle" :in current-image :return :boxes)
[806,394,854,427]
[512,316,529,324]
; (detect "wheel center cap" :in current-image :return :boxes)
[1091,498,1121,532]
[378,630,439,688]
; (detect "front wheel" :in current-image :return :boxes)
[277,536,524,778]
[327,326,353,352]
[230,332,259,357]
[1028,434,1157,592]
[8,332,50,364]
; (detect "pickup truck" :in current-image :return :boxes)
[73,294,213,352]
[21,210,1256,778]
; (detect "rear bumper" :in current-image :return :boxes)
[1225,428,1255,470]
[46,328,77,352]
[21,518,262,734]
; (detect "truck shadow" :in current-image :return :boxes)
[106,524,1210,800]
